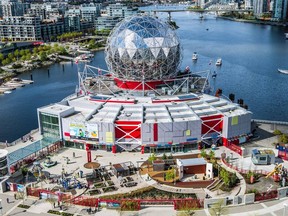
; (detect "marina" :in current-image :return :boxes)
[0,78,34,94]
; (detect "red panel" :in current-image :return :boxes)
[64,132,70,137]
[112,145,117,153]
[114,78,168,90]
[153,123,158,141]
[115,121,141,139]
[222,137,228,147]
[201,114,223,135]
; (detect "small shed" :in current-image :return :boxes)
[112,163,130,177]
[251,149,275,165]
[176,158,213,180]
[152,160,165,171]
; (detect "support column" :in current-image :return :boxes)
[222,137,228,147]
[141,146,144,154]
[86,144,91,162]
[112,145,117,154]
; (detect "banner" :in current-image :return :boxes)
[70,122,99,141]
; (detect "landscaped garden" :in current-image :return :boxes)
[100,186,197,200]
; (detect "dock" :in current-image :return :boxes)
[0,78,34,94]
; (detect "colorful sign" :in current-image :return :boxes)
[69,122,99,141]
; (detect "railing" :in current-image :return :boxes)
[1,128,39,146]
[252,119,288,125]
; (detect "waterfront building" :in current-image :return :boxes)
[245,0,254,9]
[80,3,102,22]
[41,18,66,41]
[95,16,122,30]
[37,16,252,154]
[272,0,288,20]
[106,3,138,18]
[0,150,9,177]
[253,0,270,17]
[0,16,42,41]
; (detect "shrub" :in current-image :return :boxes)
[120,200,139,211]
[18,204,30,209]
[273,130,282,135]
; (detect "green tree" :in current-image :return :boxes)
[220,169,230,186]
[209,150,215,160]
[0,53,4,61]
[165,167,176,181]
[7,53,14,60]
[162,153,167,160]
[19,49,26,56]
[14,49,19,60]
[39,52,47,61]
[200,149,207,158]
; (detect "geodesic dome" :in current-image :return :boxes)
[105,16,181,81]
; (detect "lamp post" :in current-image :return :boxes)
[0,199,2,216]
[283,203,288,216]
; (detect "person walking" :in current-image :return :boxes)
[6,197,9,203]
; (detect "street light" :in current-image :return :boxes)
[283,203,288,216]
[0,199,2,216]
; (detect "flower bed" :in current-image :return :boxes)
[47,210,74,216]
[120,200,139,211]
[103,186,117,193]
[107,180,115,186]
[88,189,101,196]
[94,182,106,188]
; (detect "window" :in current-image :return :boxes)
[259,156,267,161]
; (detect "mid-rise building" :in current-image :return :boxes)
[1,0,30,17]
[106,3,138,18]
[95,16,121,30]
[0,16,42,41]
[272,0,288,20]
[80,3,101,22]
[253,0,270,17]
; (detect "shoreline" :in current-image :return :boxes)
[218,16,287,26]
[0,46,106,88]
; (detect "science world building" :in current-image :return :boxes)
[37,16,252,154]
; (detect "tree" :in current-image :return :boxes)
[165,167,176,181]
[162,153,167,160]
[19,49,26,56]
[0,53,4,61]
[7,53,14,60]
[148,153,157,171]
[14,49,19,60]
[200,149,207,158]
[220,169,230,186]
[39,52,47,61]
[209,150,215,160]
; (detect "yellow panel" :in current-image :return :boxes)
[106,132,113,143]
[231,116,238,125]
[186,130,191,136]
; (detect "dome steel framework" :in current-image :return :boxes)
[105,15,182,81]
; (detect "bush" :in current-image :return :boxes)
[273,129,282,135]
[18,204,30,209]
[120,200,139,211]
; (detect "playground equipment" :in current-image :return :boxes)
[44,156,57,168]
[31,161,44,178]
[266,163,283,182]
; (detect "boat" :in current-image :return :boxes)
[192,52,198,61]
[285,33,288,39]
[215,58,222,66]
[212,71,217,78]
[278,69,288,74]
[4,91,12,94]
[199,14,204,19]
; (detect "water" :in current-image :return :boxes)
[1,10,288,142]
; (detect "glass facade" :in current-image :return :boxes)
[40,112,60,139]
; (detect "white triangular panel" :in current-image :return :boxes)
[127,49,137,59]
[162,48,170,57]
[150,48,161,58]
